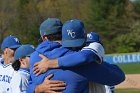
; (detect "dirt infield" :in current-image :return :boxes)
[116,74,140,89]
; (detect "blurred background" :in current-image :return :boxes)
[0,0,140,92]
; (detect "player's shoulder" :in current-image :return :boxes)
[83,42,103,49]
[18,68,30,80]
[0,62,13,69]
[82,42,105,63]
[30,50,38,57]
[82,42,105,54]
[30,51,41,63]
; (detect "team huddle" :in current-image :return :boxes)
[0,18,125,93]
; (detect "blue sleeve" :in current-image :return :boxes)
[79,62,125,86]
[26,81,36,93]
[27,52,42,93]
[58,50,99,67]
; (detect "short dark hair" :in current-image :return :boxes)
[12,60,21,71]
[46,31,62,41]
[38,31,62,43]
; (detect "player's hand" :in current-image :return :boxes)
[33,54,49,76]
[35,74,66,93]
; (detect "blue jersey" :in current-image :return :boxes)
[27,40,89,93]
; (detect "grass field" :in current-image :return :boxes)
[117,63,140,74]
[115,89,140,93]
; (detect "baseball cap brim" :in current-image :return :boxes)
[14,53,32,62]
[9,45,21,49]
[86,40,96,43]
[86,40,101,44]
[26,53,33,57]
[62,39,85,47]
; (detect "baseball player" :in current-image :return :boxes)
[34,21,124,93]
[10,44,35,93]
[86,32,115,93]
[0,35,21,93]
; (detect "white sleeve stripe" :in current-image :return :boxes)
[82,48,98,54]
[83,42,105,57]
[82,48,102,59]
[82,48,100,58]
[82,48,103,64]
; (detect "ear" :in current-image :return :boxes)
[42,36,48,40]
[4,48,8,55]
[19,58,25,65]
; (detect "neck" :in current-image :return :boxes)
[4,57,14,64]
[53,40,61,43]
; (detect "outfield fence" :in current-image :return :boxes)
[104,52,140,64]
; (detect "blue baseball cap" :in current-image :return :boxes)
[14,44,35,61]
[1,35,21,50]
[62,19,86,47]
[40,18,62,37]
[86,32,101,43]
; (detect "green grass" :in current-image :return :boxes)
[117,63,140,74]
[115,89,140,93]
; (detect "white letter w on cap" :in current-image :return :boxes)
[67,30,76,38]
[87,33,93,39]
[14,38,20,43]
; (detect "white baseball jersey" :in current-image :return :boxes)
[10,68,30,93]
[89,82,106,93]
[0,61,15,93]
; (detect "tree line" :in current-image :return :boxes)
[0,0,140,54]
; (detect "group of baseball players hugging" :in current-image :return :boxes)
[0,18,125,93]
